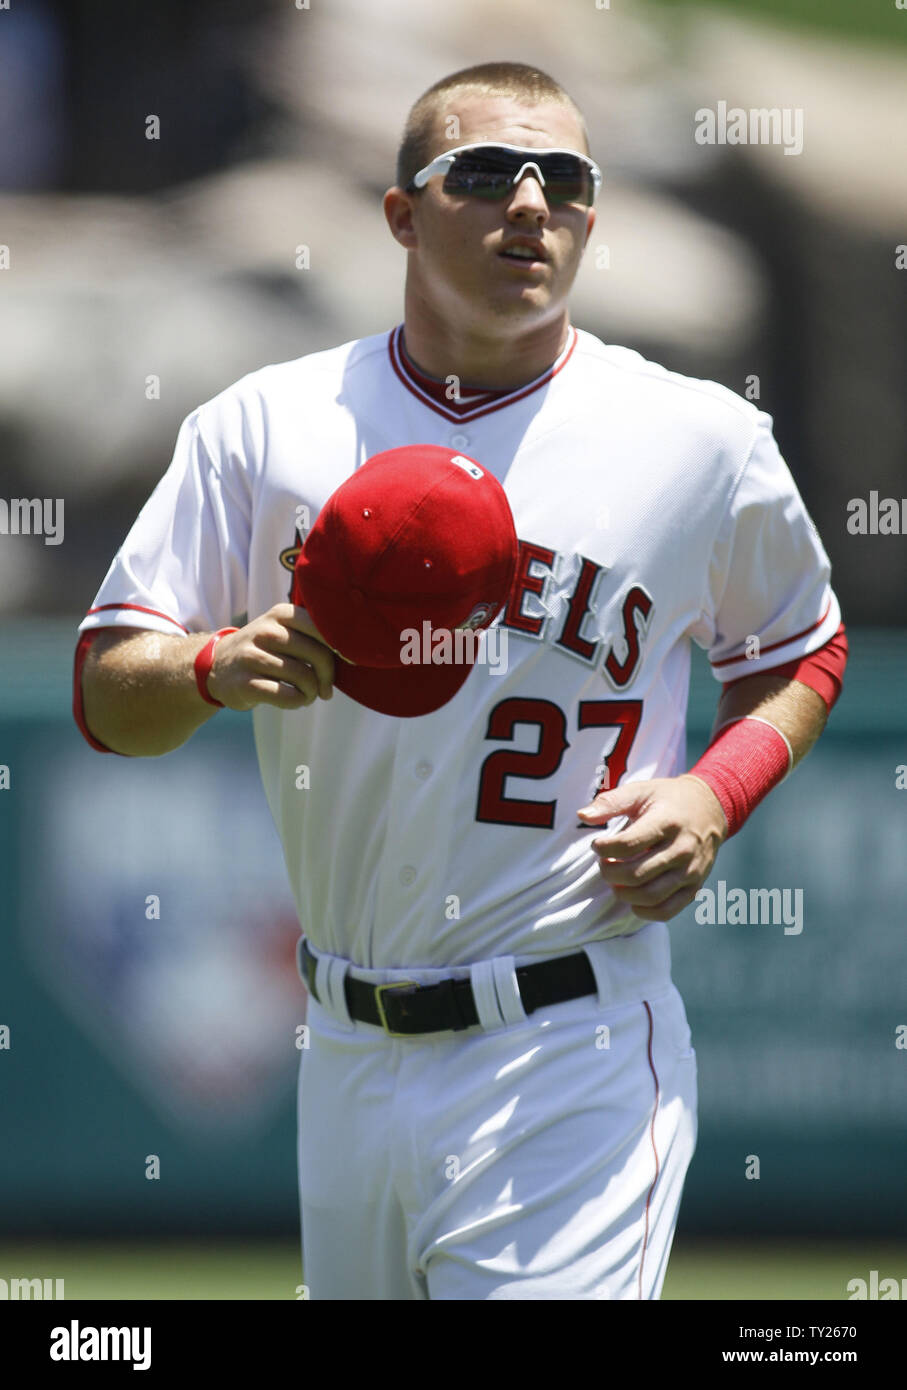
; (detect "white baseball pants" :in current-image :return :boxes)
[296,936,697,1300]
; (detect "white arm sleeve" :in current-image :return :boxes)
[78,410,251,637]
[699,414,841,683]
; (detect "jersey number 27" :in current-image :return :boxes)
[475,698,642,828]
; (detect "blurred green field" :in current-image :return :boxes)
[1,1240,904,1300]
[649,0,907,48]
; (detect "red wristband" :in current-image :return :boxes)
[194,627,238,708]
[689,717,792,838]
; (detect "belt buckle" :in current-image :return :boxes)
[374,979,419,1037]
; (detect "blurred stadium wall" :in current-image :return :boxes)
[0,629,904,1236]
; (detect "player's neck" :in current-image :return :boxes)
[400,298,572,392]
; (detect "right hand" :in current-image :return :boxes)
[206,604,335,711]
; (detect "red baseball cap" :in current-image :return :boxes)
[292,444,518,717]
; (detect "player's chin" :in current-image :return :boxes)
[498,269,558,295]
[484,281,556,317]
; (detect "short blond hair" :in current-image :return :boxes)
[396,62,589,190]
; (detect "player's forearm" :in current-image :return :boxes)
[680,671,829,842]
[78,606,336,756]
[711,672,828,770]
[80,630,218,757]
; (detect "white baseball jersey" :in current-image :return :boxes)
[79,324,840,974]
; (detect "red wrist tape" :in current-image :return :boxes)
[689,717,792,838]
[194,627,238,708]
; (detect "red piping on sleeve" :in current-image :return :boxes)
[85,602,188,632]
[711,601,831,670]
[722,622,848,713]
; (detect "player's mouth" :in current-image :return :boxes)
[497,237,549,270]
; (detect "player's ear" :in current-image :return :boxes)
[384,187,419,250]
[583,207,596,247]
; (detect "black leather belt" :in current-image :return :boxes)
[299,940,597,1037]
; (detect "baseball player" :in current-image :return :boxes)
[74,61,848,1300]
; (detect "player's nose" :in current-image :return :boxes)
[506,174,550,223]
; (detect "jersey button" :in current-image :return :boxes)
[399,866,417,886]
[449,433,470,450]
[414,761,433,780]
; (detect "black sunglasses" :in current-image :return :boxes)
[407,142,602,207]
